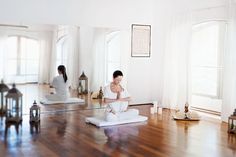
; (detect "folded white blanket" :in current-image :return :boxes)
[40,97,85,105]
[85,115,148,127]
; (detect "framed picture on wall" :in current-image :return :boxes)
[131,24,151,57]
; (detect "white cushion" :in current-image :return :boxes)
[40,97,84,105]
[85,115,148,127]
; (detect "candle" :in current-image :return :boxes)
[150,107,155,114]
[158,107,162,115]
[153,101,158,113]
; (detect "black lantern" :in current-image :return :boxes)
[228,115,236,134]
[0,80,9,114]
[78,71,88,95]
[30,122,40,134]
[30,100,40,123]
[5,84,23,123]
[97,86,103,99]
[228,109,236,134]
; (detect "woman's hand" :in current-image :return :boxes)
[117,97,131,102]
[106,107,116,115]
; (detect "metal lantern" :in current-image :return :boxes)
[30,100,40,123]
[97,86,103,99]
[5,84,23,123]
[30,122,40,134]
[4,122,22,142]
[0,80,9,114]
[228,115,236,134]
[78,71,88,94]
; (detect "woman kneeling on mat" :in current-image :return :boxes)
[45,65,69,101]
[104,70,139,121]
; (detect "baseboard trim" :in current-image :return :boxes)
[191,106,221,116]
[129,103,153,106]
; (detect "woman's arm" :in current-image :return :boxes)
[104,85,131,103]
[104,98,119,104]
[118,97,131,102]
[104,97,131,104]
[116,89,131,102]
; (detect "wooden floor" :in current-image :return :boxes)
[0,84,236,157]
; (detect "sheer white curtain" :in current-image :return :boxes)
[0,30,7,81]
[222,1,236,122]
[161,14,192,111]
[49,30,58,83]
[90,28,107,92]
[38,33,52,84]
[66,26,80,89]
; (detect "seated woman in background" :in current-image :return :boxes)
[104,70,139,122]
[45,65,69,101]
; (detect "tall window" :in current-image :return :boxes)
[190,21,226,112]
[6,36,40,83]
[105,31,121,84]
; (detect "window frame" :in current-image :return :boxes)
[56,35,68,67]
[105,31,121,84]
[7,35,40,77]
[191,21,227,99]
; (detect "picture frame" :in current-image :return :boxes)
[131,24,151,57]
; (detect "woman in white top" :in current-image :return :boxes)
[45,65,69,101]
[104,70,138,121]
[104,70,131,104]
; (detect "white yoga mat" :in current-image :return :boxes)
[40,97,85,105]
[85,115,148,127]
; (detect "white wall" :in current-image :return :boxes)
[145,0,228,105]
[78,26,94,85]
[0,0,154,28]
[125,0,228,105]
[128,1,173,104]
[0,0,229,104]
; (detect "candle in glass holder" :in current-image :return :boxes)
[150,107,155,114]
[158,107,162,115]
[153,101,158,113]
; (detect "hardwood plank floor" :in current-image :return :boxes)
[0,84,236,157]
